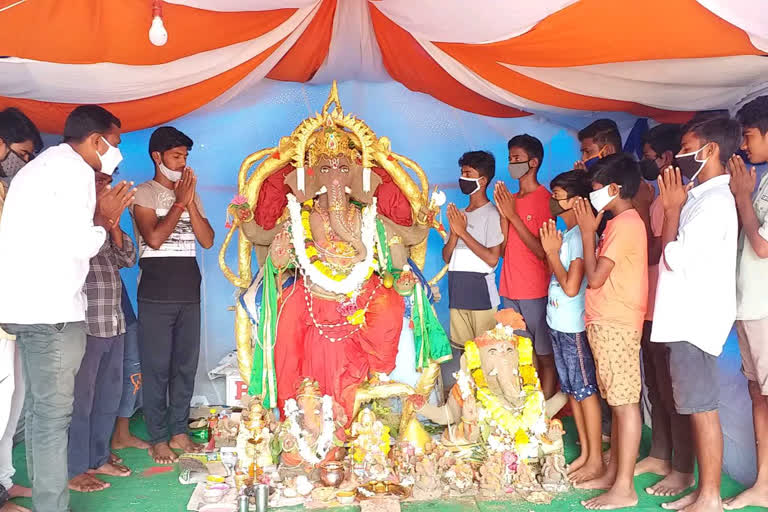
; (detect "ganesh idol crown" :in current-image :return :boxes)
[220,82,452,430]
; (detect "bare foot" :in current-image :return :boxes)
[723,484,768,510]
[568,452,589,474]
[0,503,31,512]
[667,491,722,512]
[112,433,150,450]
[581,486,638,510]
[169,433,203,453]
[646,470,695,497]
[68,473,110,493]
[635,456,672,476]
[662,490,698,511]
[109,452,123,464]
[149,442,179,464]
[574,468,616,490]
[88,461,131,477]
[7,484,32,498]
[570,460,606,484]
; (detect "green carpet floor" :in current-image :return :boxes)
[9,414,762,511]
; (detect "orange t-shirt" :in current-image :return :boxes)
[499,185,553,300]
[585,208,648,332]
[645,195,664,322]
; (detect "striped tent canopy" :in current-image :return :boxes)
[0,0,765,132]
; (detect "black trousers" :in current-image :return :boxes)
[137,301,201,444]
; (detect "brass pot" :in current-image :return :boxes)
[319,461,345,488]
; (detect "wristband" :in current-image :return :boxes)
[172,202,186,212]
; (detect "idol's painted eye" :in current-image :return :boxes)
[320,166,330,174]
[340,166,350,173]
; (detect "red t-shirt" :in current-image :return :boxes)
[499,185,553,300]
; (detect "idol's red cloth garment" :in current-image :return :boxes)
[274,275,405,421]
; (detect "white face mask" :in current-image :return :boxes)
[97,137,123,176]
[589,184,620,212]
[157,159,183,182]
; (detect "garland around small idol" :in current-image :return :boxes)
[283,395,335,465]
[461,329,548,457]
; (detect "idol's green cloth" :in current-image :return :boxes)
[248,256,279,407]
[411,281,452,368]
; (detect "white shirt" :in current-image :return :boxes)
[0,144,106,324]
[736,170,768,320]
[651,174,737,356]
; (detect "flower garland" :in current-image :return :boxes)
[286,194,378,295]
[283,395,335,465]
[464,333,546,455]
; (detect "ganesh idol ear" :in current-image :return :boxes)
[349,167,382,204]
[284,165,319,203]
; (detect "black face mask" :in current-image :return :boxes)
[458,177,482,195]
[639,158,661,181]
[549,197,570,217]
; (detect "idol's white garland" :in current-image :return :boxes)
[286,193,378,295]
[283,395,335,465]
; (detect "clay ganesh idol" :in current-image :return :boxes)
[276,379,347,473]
[410,310,551,460]
[221,82,451,422]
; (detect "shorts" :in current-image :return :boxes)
[585,323,641,407]
[449,308,498,350]
[667,341,720,414]
[502,297,551,355]
[550,329,598,401]
[736,318,768,396]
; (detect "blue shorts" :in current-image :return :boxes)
[550,329,598,402]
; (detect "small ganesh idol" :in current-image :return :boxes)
[277,379,347,475]
[236,396,277,471]
[347,408,392,482]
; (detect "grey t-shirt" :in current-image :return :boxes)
[130,180,206,303]
[448,202,504,310]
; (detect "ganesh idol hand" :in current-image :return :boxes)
[406,394,427,411]
[573,197,602,235]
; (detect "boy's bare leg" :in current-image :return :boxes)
[576,407,618,490]
[570,394,605,483]
[662,410,722,512]
[581,403,640,510]
[569,397,589,473]
[724,385,768,510]
[111,416,149,450]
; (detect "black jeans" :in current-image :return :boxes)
[137,302,201,445]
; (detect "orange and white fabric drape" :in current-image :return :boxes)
[0,0,765,132]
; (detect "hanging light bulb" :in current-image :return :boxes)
[148,0,168,46]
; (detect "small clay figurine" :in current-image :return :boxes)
[412,455,442,501]
[540,418,565,455]
[444,459,475,496]
[478,453,505,498]
[540,453,569,493]
[513,461,540,492]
